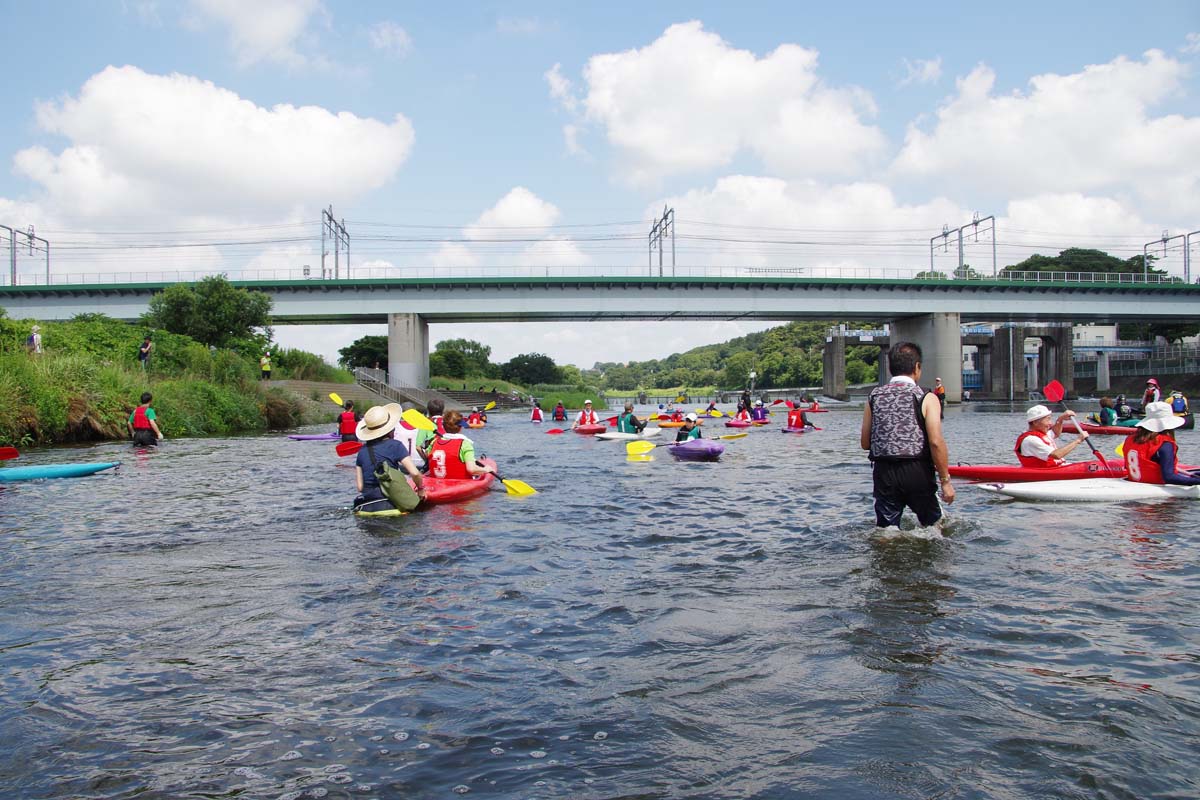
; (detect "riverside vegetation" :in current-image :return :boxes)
[0,309,348,448]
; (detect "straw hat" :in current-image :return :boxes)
[30,325,39,332]
[1025,404,1052,423]
[1137,401,1185,433]
[356,403,403,441]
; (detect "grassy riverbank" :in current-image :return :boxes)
[0,312,341,447]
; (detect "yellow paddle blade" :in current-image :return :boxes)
[329,392,344,406]
[402,408,436,431]
[626,454,653,462]
[709,410,724,417]
[1115,442,1124,457]
[484,401,496,411]
[717,432,748,440]
[626,440,657,456]
[500,477,537,495]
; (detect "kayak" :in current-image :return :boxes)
[781,426,818,434]
[573,424,608,435]
[725,420,752,428]
[289,432,338,440]
[980,477,1200,502]
[412,457,497,504]
[667,439,725,461]
[658,421,686,428]
[353,498,409,517]
[0,461,120,482]
[950,460,1127,482]
[1079,422,1139,435]
[467,422,485,429]
[595,427,662,441]
[752,420,771,426]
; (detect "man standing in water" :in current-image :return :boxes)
[860,341,954,529]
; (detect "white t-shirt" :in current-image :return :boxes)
[1019,430,1058,461]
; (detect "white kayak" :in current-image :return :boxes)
[980,477,1200,502]
[594,427,662,441]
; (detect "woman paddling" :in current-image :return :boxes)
[429,411,497,479]
[1122,402,1200,486]
[353,404,426,514]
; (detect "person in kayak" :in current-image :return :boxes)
[704,400,719,415]
[128,391,163,447]
[552,402,568,421]
[734,404,752,423]
[617,403,647,434]
[1115,394,1135,420]
[1015,404,1090,467]
[860,341,954,529]
[572,399,599,430]
[354,404,425,512]
[428,411,497,480]
[750,400,769,422]
[1141,378,1161,407]
[1170,390,1189,417]
[1093,396,1118,426]
[466,407,484,426]
[337,400,360,443]
[786,404,812,429]
[1122,402,1200,486]
[675,412,703,442]
[530,401,544,422]
[415,398,446,466]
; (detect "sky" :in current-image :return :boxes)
[1,1,1198,370]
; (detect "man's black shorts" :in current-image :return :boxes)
[871,459,941,528]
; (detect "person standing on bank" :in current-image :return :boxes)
[26,325,42,355]
[860,341,955,529]
[933,377,946,407]
[138,335,153,370]
[259,351,272,381]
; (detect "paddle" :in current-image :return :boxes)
[483,401,496,411]
[402,408,436,431]
[546,428,565,434]
[476,460,537,495]
[1043,380,1117,472]
[0,446,18,461]
[771,399,785,405]
[625,432,748,456]
[336,441,362,457]
[329,392,344,407]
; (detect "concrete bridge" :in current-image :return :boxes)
[2,269,1197,403]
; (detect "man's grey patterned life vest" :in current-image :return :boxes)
[868,380,930,461]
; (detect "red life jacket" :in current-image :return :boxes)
[1014,430,1063,468]
[736,409,751,421]
[1124,434,1166,484]
[787,410,804,428]
[432,415,446,436]
[429,436,469,480]
[339,411,357,435]
[671,412,683,422]
[132,405,152,430]
[553,406,567,420]
[577,409,597,425]
[467,413,482,426]
[531,407,543,421]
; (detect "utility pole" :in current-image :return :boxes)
[1185,229,1200,284]
[930,214,996,277]
[0,223,49,284]
[648,206,675,277]
[321,206,350,279]
[1143,230,1184,281]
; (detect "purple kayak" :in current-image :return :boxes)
[781,426,817,434]
[288,432,339,440]
[668,439,725,461]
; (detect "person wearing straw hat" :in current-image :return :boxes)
[26,324,42,354]
[353,404,425,511]
[1122,402,1200,486]
[1015,404,1089,467]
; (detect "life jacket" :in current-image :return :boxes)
[1172,395,1188,414]
[467,413,482,426]
[1124,433,1166,484]
[531,407,543,421]
[867,380,929,461]
[552,405,567,420]
[1099,407,1117,426]
[1014,430,1064,468]
[736,409,751,421]
[787,410,805,428]
[132,405,153,430]
[617,412,639,434]
[429,435,469,480]
[751,407,768,421]
[433,415,446,436]
[1116,402,1134,419]
[339,411,357,435]
[1142,388,1160,406]
[577,409,597,425]
[671,411,683,422]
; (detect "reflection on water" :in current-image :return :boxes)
[0,406,1197,798]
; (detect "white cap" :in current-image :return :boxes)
[1137,401,1185,433]
[1025,404,1052,423]
[684,412,698,422]
[584,399,592,405]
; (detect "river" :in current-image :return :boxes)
[1,404,1197,799]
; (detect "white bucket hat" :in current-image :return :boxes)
[356,403,403,441]
[1137,401,1185,433]
[1025,404,1052,423]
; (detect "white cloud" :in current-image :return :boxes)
[562,123,585,156]
[544,63,578,113]
[189,0,322,67]
[892,50,1200,223]
[14,66,414,225]
[1182,32,1200,54]
[464,187,560,239]
[369,21,412,58]
[556,21,886,183]
[899,56,942,86]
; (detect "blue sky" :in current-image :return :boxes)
[1,1,1197,368]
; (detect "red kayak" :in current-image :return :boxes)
[573,424,608,435]
[949,460,1127,482]
[1079,422,1140,435]
[410,458,497,503]
[725,420,752,428]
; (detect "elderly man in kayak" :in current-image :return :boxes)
[1016,404,1090,467]
[572,399,600,430]
[616,403,647,434]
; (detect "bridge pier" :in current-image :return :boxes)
[890,313,962,402]
[1095,350,1111,393]
[1025,325,1074,398]
[387,313,429,389]
[821,334,847,400]
[988,325,1025,401]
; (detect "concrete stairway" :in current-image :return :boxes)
[440,390,527,411]
[267,380,390,408]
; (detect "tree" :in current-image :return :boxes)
[338,335,389,369]
[1002,248,1164,277]
[143,275,272,350]
[429,349,467,379]
[558,364,583,385]
[722,352,757,390]
[500,353,561,385]
[953,263,983,280]
[434,338,493,376]
[915,270,949,280]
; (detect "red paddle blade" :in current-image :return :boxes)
[771,399,785,405]
[0,446,18,460]
[1043,380,1066,403]
[785,400,795,408]
[335,441,362,457]
[546,428,565,435]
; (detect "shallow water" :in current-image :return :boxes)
[1,405,1197,799]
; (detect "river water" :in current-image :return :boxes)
[1,404,1197,799]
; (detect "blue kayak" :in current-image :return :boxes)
[0,462,120,482]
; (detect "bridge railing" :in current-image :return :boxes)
[1,265,1193,287]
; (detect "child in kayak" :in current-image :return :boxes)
[1122,402,1200,486]
[429,411,496,479]
[675,413,703,442]
[128,391,163,447]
